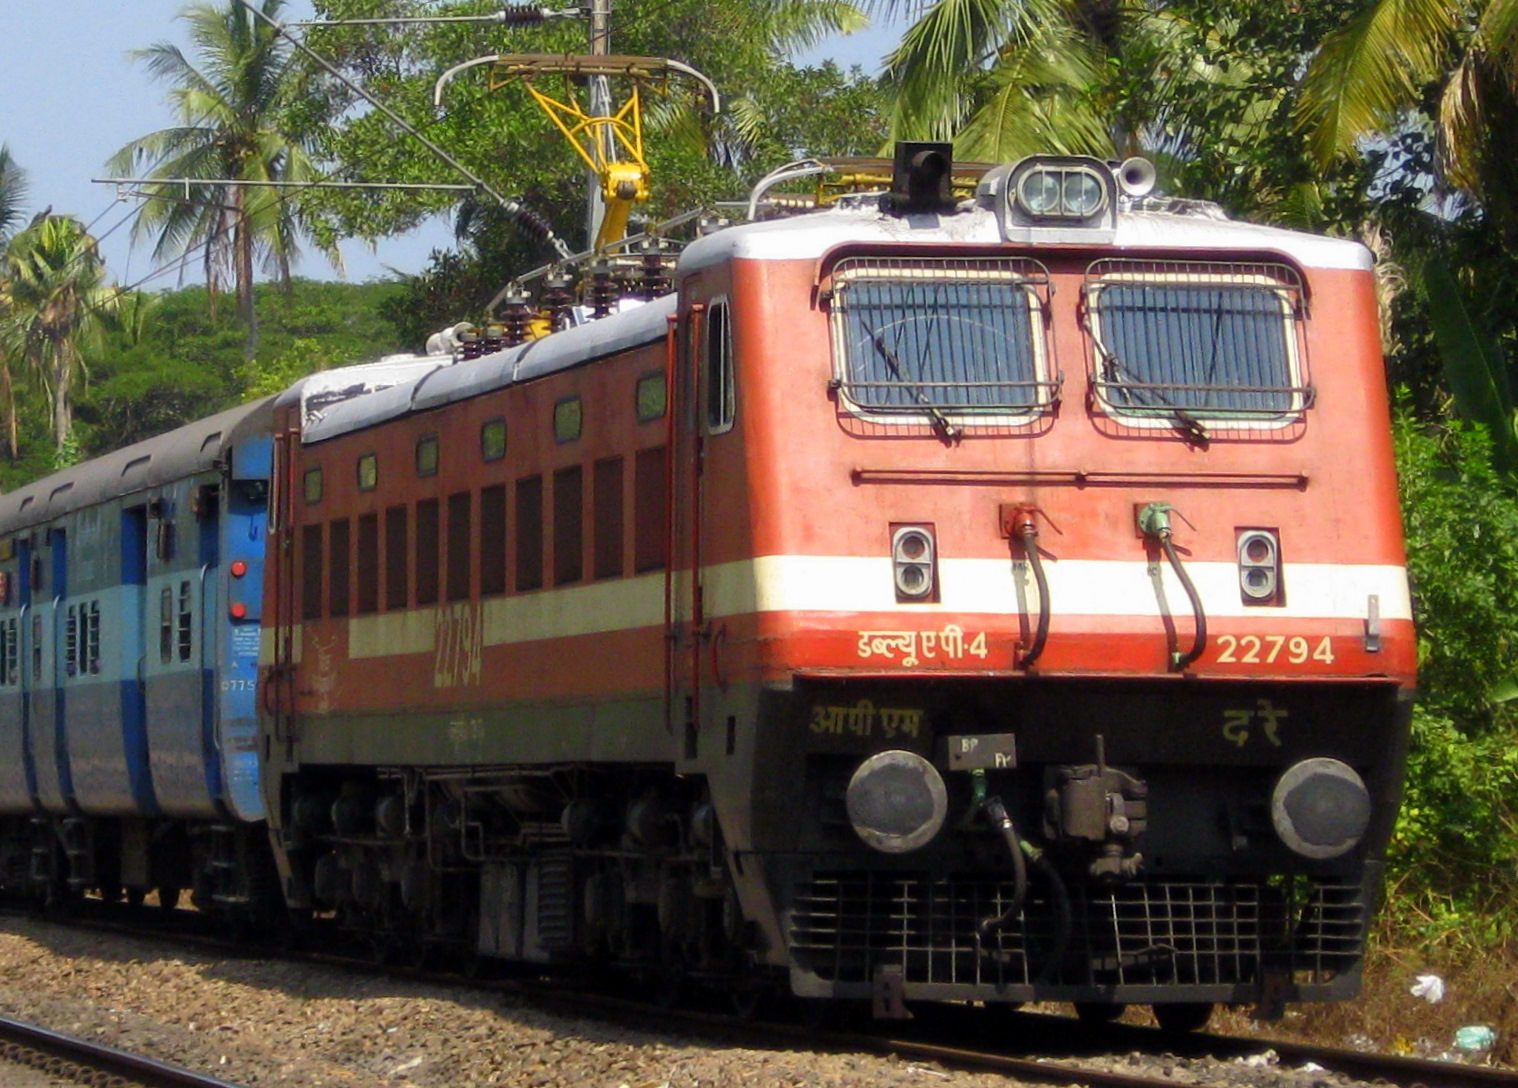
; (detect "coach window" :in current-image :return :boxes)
[481,418,507,462]
[553,466,583,585]
[2,617,15,685]
[357,513,379,614]
[416,499,440,605]
[159,587,174,663]
[85,601,100,674]
[177,580,193,662]
[65,605,77,677]
[304,467,323,504]
[554,396,582,443]
[515,475,544,592]
[329,518,351,617]
[416,435,439,477]
[384,505,409,610]
[447,491,472,601]
[1083,259,1309,425]
[704,298,735,434]
[357,453,378,492]
[301,524,324,620]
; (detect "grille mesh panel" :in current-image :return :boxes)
[789,872,1364,988]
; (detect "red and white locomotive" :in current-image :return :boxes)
[256,146,1413,1026]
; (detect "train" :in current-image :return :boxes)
[0,146,1415,1031]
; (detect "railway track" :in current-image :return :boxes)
[0,1012,252,1088]
[5,902,1512,1088]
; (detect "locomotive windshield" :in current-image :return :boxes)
[829,257,1053,418]
[1085,260,1310,421]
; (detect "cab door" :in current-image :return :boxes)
[667,287,735,761]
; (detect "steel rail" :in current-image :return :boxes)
[0,1013,252,1088]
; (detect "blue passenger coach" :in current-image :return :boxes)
[0,399,275,911]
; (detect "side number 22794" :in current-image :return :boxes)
[1214,634,1334,666]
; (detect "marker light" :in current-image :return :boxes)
[892,525,937,602]
[230,602,248,620]
[231,560,248,578]
[1237,529,1280,603]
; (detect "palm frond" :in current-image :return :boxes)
[1296,0,1461,165]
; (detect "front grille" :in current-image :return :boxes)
[789,871,1364,988]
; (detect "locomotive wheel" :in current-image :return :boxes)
[1153,1002,1213,1033]
[156,886,181,912]
[125,887,146,908]
[1073,1001,1126,1025]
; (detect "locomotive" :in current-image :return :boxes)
[0,147,1414,1030]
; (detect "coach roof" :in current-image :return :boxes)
[0,396,277,535]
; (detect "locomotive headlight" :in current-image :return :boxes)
[846,749,948,854]
[1237,529,1280,604]
[891,525,937,602]
[1015,163,1107,220]
[1271,758,1372,860]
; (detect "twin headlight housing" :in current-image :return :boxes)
[979,154,1154,243]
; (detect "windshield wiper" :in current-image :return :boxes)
[1095,343,1209,448]
[863,323,960,440]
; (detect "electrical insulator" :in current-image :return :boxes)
[501,285,534,346]
[497,5,549,25]
[542,269,576,332]
[588,259,620,319]
[639,240,670,300]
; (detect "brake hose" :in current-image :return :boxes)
[1018,521,1050,668]
[1138,503,1207,671]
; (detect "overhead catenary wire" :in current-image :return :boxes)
[231,0,574,260]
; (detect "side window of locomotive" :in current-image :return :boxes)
[415,499,440,606]
[329,518,351,618]
[1084,259,1309,424]
[357,513,379,615]
[447,491,472,602]
[553,466,583,586]
[301,524,324,621]
[515,475,544,592]
[384,505,409,611]
[479,485,508,596]
[634,447,667,574]
[829,257,1052,423]
[704,299,735,434]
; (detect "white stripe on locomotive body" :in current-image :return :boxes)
[302,557,1411,662]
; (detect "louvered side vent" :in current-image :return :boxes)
[536,851,576,953]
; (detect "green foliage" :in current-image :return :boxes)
[1390,408,1518,945]
[0,278,406,492]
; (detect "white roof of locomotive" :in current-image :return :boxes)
[295,194,1371,446]
[677,194,1374,273]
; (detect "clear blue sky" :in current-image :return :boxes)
[1,2,906,291]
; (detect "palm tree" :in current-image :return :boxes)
[2,215,120,459]
[108,0,335,345]
[867,0,1181,161]
[0,145,29,459]
[1297,0,1518,244]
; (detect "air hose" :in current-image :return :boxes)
[976,794,1027,946]
[1018,523,1050,668]
[1137,503,1207,671]
[978,786,1072,984]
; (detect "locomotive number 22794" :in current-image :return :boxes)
[1214,634,1334,665]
